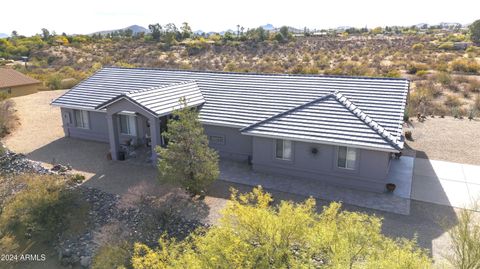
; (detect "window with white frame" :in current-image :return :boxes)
[119,114,136,136]
[74,110,89,129]
[209,135,225,145]
[337,146,357,169]
[275,139,292,160]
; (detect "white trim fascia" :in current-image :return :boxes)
[52,103,103,113]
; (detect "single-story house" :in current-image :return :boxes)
[0,68,41,97]
[51,67,408,192]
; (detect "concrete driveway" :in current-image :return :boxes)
[412,158,480,209]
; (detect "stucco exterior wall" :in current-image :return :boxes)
[60,108,109,142]
[58,107,391,192]
[250,136,391,192]
[203,125,253,162]
[0,83,39,97]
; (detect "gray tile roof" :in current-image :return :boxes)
[241,91,403,151]
[52,67,409,151]
[96,81,204,117]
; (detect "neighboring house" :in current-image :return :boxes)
[51,67,409,193]
[0,68,41,97]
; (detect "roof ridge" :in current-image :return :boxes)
[332,91,402,150]
[240,92,335,132]
[103,66,409,82]
[126,80,197,95]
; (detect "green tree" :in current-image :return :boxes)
[469,19,480,44]
[163,23,179,46]
[275,26,291,43]
[41,28,50,41]
[180,22,193,39]
[156,99,219,196]
[148,23,162,41]
[132,187,431,268]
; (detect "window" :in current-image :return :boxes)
[275,139,292,160]
[337,146,357,170]
[209,135,225,145]
[74,110,89,129]
[119,114,136,136]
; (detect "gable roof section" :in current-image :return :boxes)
[96,81,204,117]
[0,68,40,88]
[51,66,409,150]
[241,91,403,151]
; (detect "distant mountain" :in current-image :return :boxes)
[91,25,149,36]
[0,33,8,38]
[260,24,275,31]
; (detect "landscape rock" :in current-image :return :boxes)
[80,256,91,268]
[0,149,51,175]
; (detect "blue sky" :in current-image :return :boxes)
[1,0,478,36]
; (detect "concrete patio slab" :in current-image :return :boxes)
[414,158,464,182]
[412,158,480,210]
[387,156,414,199]
[463,164,480,184]
[219,157,413,215]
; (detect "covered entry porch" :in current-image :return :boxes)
[95,81,205,163]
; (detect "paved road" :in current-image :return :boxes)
[412,158,480,209]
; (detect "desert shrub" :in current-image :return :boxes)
[432,103,448,117]
[0,96,16,137]
[92,242,132,269]
[407,63,428,75]
[60,78,79,89]
[385,69,402,78]
[0,174,76,242]
[464,79,480,93]
[475,95,480,110]
[444,95,463,108]
[451,107,467,119]
[409,84,438,115]
[70,173,85,184]
[47,74,63,90]
[132,187,431,268]
[451,58,480,73]
[415,70,429,77]
[412,43,424,51]
[438,42,455,50]
[446,204,480,269]
[468,106,478,120]
[0,233,19,254]
[436,72,452,86]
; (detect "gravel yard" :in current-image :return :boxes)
[405,117,480,165]
[3,90,67,154]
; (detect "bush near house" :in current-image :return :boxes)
[132,187,431,269]
[0,174,77,243]
[446,203,480,269]
[92,242,132,269]
[0,93,17,138]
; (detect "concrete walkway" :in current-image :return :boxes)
[220,157,414,215]
[412,158,480,209]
